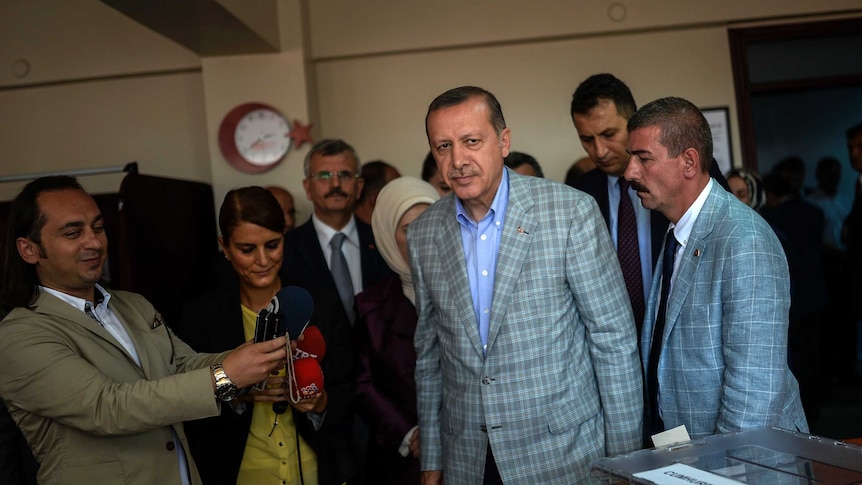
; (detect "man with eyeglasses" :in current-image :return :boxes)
[280,139,391,484]
[281,139,391,325]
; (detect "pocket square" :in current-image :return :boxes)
[152,312,166,329]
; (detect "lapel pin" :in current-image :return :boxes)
[517,226,529,234]
[693,248,701,257]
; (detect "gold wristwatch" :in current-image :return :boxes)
[211,363,238,402]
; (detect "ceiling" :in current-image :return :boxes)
[100,0,281,56]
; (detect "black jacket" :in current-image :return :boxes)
[177,277,357,485]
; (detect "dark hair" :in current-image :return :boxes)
[504,151,544,178]
[815,156,841,195]
[426,86,506,138]
[771,155,806,195]
[847,122,862,140]
[358,160,399,203]
[627,97,713,174]
[219,186,285,242]
[303,139,361,178]
[570,73,637,120]
[421,152,437,182]
[0,176,85,310]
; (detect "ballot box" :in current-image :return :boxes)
[591,427,862,484]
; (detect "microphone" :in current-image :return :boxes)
[276,329,326,412]
[293,325,326,362]
[254,286,314,391]
[289,357,324,401]
[274,286,314,339]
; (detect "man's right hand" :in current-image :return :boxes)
[221,336,287,388]
[421,470,443,485]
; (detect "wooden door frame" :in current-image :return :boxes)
[728,17,862,171]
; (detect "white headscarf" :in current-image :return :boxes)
[371,177,439,304]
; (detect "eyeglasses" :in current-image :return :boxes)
[308,170,359,181]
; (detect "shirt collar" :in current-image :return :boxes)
[40,284,111,313]
[312,213,359,247]
[672,178,713,247]
[455,168,509,229]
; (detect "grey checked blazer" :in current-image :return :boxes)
[408,169,643,484]
[643,181,808,439]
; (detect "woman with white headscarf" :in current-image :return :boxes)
[354,177,439,485]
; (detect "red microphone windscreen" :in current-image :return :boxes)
[294,325,326,362]
[290,357,324,400]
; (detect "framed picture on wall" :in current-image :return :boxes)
[701,107,733,175]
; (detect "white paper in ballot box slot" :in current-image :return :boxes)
[590,427,862,484]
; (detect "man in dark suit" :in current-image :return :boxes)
[570,73,729,337]
[842,122,862,378]
[280,139,391,484]
[281,139,391,326]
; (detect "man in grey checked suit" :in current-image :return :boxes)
[408,86,643,484]
[624,97,808,442]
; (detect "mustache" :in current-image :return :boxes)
[325,188,348,198]
[448,167,479,179]
[629,180,649,193]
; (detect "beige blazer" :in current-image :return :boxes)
[0,289,229,485]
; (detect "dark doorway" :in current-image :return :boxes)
[729,17,862,190]
[729,16,862,441]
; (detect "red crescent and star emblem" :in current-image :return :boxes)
[288,120,314,149]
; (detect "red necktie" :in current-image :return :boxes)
[617,178,645,335]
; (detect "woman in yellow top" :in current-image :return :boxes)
[178,186,357,485]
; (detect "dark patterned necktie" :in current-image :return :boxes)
[646,228,679,437]
[330,232,355,326]
[617,178,645,333]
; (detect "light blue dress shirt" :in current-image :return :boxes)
[455,169,509,354]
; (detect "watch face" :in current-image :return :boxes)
[235,108,291,166]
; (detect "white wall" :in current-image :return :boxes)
[2,0,861,207]
[314,25,735,183]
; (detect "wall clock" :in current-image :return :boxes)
[218,102,291,173]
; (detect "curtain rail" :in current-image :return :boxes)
[0,162,138,183]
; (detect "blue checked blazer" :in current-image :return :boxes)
[643,181,809,439]
[408,169,643,484]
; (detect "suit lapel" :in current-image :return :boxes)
[433,197,484,356]
[294,221,336,289]
[34,290,146,373]
[35,291,105,335]
[663,184,721,341]
[108,292,154,376]
[486,175,534,353]
[357,218,388,289]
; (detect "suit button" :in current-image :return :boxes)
[480,425,487,433]
[166,441,175,451]
[482,376,492,385]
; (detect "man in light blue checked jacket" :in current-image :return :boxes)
[625,96,808,442]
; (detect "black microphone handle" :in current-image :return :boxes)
[273,401,289,414]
